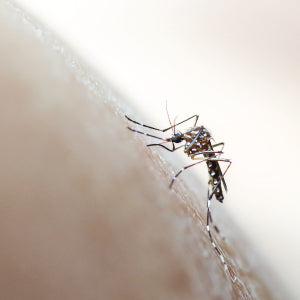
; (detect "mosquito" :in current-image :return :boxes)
[125,111,232,275]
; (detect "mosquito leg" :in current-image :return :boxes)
[190,150,223,159]
[211,142,224,152]
[125,115,165,132]
[207,184,220,234]
[207,181,233,277]
[170,156,231,201]
[206,178,234,279]
[147,144,184,152]
[169,159,207,188]
[206,196,229,273]
[170,157,231,189]
[162,114,199,132]
[127,127,167,142]
[191,157,231,163]
[125,114,199,133]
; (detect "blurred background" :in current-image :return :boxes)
[14,0,300,298]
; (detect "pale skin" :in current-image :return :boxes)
[0,2,288,299]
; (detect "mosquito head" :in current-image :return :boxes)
[169,131,184,143]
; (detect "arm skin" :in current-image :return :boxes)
[0,1,288,299]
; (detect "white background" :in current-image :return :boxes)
[13,0,300,298]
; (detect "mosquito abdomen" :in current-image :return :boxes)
[206,159,224,202]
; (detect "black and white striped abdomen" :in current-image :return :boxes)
[206,159,224,202]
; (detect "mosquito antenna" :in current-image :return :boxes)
[173,115,178,134]
[165,101,174,134]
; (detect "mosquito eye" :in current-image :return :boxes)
[172,132,183,143]
[173,136,181,143]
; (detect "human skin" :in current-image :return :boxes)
[0,1,288,299]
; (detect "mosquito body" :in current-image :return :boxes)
[125,113,233,278]
[170,124,227,202]
[125,114,230,201]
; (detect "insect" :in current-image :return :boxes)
[125,112,232,274]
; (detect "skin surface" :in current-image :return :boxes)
[0,1,289,299]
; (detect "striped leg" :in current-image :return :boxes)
[169,156,230,189]
[206,197,229,273]
[125,114,199,133]
[206,165,236,281]
[207,184,220,234]
[211,142,224,152]
[147,143,184,152]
